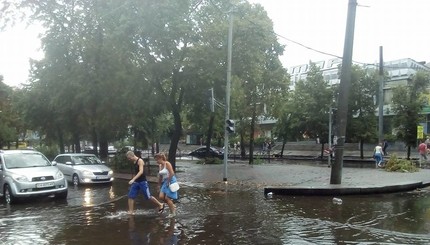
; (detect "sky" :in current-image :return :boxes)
[0,0,429,87]
[249,0,430,68]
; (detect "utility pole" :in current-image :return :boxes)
[378,46,384,143]
[330,0,357,184]
[223,10,233,182]
[328,106,333,166]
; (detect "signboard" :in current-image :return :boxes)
[417,125,424,139]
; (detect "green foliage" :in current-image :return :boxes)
[287,63,333,141]
[35,145,59,161]
[346,66,379,143]
[392,71,430,156]
[252,156,264,165]
[0,81,21,148]
[385,154,419,172]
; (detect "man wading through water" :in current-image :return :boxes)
[126,151,164,215]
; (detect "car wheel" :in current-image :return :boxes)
[72,174,80,186]
[4,184,16,204]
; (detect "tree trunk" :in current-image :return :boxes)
[240,133,245,159]
[99,138,108,160]
[248,104,256,164]
[205,113,215,158]
[320,143,325,159]
[360,139,364,159]
[407,145,411,160]
[74,132,81,153]
[168,106,182,171]
[58,127,64,153]
[91,127,98,156]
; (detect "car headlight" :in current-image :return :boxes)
[56,171,64,179]
[13,174,29,182]
[82,170,93,176]
[108,170,113,175]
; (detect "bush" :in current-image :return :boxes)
[385,154,419,172]
[35,145,59,160]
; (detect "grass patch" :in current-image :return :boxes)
[385,154,419,173]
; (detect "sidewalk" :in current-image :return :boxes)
[114,157,430,196]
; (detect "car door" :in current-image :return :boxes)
[56,155,73,181]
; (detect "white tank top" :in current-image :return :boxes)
[159,164,169,180]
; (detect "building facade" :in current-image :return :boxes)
[288,57,430,133]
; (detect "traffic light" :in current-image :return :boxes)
[226,119,235,133]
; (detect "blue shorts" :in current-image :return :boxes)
[128,181,152,200]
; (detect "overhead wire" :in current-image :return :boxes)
[208,0,424,70]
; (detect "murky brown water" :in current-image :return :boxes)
[1,173,430,244]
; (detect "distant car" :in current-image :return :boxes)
[53,153,114,186]
[0,150,68,204]
[189,146,224,159]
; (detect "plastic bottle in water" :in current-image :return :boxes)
[332,197,343,205]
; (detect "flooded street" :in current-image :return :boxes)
[1,166,430,244]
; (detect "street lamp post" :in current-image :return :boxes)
[223,10,234,182]
[328,106,332,166]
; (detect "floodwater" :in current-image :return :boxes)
[1,174,430,244]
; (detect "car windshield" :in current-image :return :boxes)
[4,153,51,169]
[72,155,102,165]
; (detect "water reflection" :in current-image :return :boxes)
[1,180,430,244]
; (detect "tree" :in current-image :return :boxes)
[0,78,19,148]
[228,3,289,164]
[345,65,379,158]
[392,71,430,159]
[288,63,334,157]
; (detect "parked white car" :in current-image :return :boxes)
[0,150,68,204]
[53,153,114,186]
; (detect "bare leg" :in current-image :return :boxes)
[159,192,176,217]
[164,196,176,215]
[128,198,135,215]
[150,196,164,210]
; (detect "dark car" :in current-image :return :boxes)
[189,146,224,159]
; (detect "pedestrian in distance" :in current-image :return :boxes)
[373,143,384,168]
[155,153,179,218]
[418,140,428,168]
[382,139,389,156]
[126,151,164,215]
[425,136,430,149]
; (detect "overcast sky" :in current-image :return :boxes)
[249,0,430,68]
[1,0,429,87]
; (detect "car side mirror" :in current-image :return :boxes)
[52,161,57,166]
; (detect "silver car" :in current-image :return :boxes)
[53,153,114,186]
[0,150,68,204]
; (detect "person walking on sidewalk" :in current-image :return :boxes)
[155,153,178,218]
[382,139,389,156]
[418,140,428,167]
[126,151,164,215]
[373,143,384,168]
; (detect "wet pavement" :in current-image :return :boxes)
[2,158,430,244]
[116,158,430,196]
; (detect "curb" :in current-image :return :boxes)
[264,181,424,196]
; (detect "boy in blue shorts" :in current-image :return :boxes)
[126,151,164,215]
